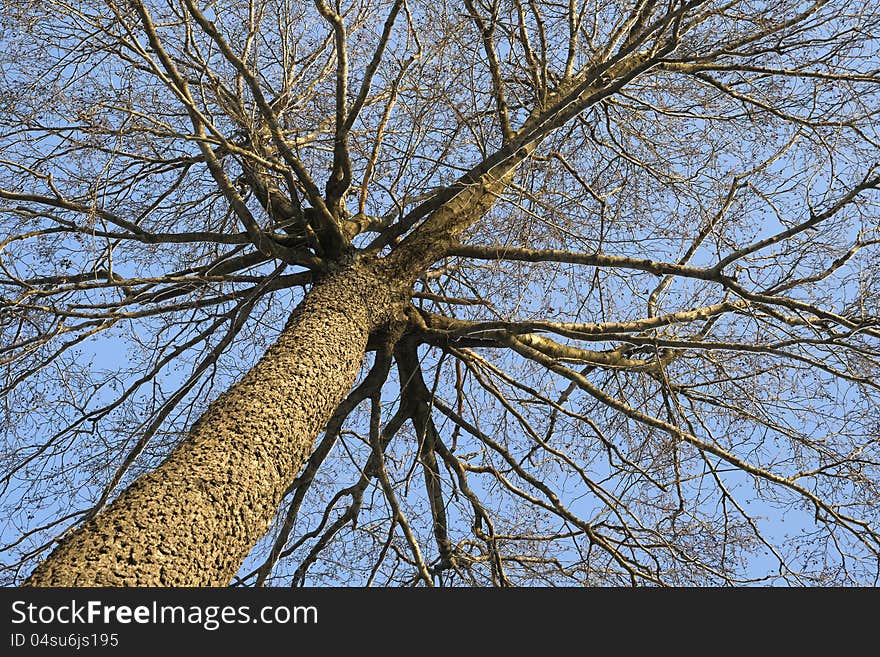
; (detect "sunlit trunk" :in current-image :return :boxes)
[25,260,392,586]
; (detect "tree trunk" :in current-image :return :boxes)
[25,259,395,586]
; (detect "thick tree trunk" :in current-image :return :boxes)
[25,259,395,586]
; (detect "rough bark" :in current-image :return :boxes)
[25,258,397,586]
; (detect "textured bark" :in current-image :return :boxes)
[25,258,396,586]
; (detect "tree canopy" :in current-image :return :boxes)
[2,0,879,585]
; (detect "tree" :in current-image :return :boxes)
[1,0,878,587]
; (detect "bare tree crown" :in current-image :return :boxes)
[2,0,879,585]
